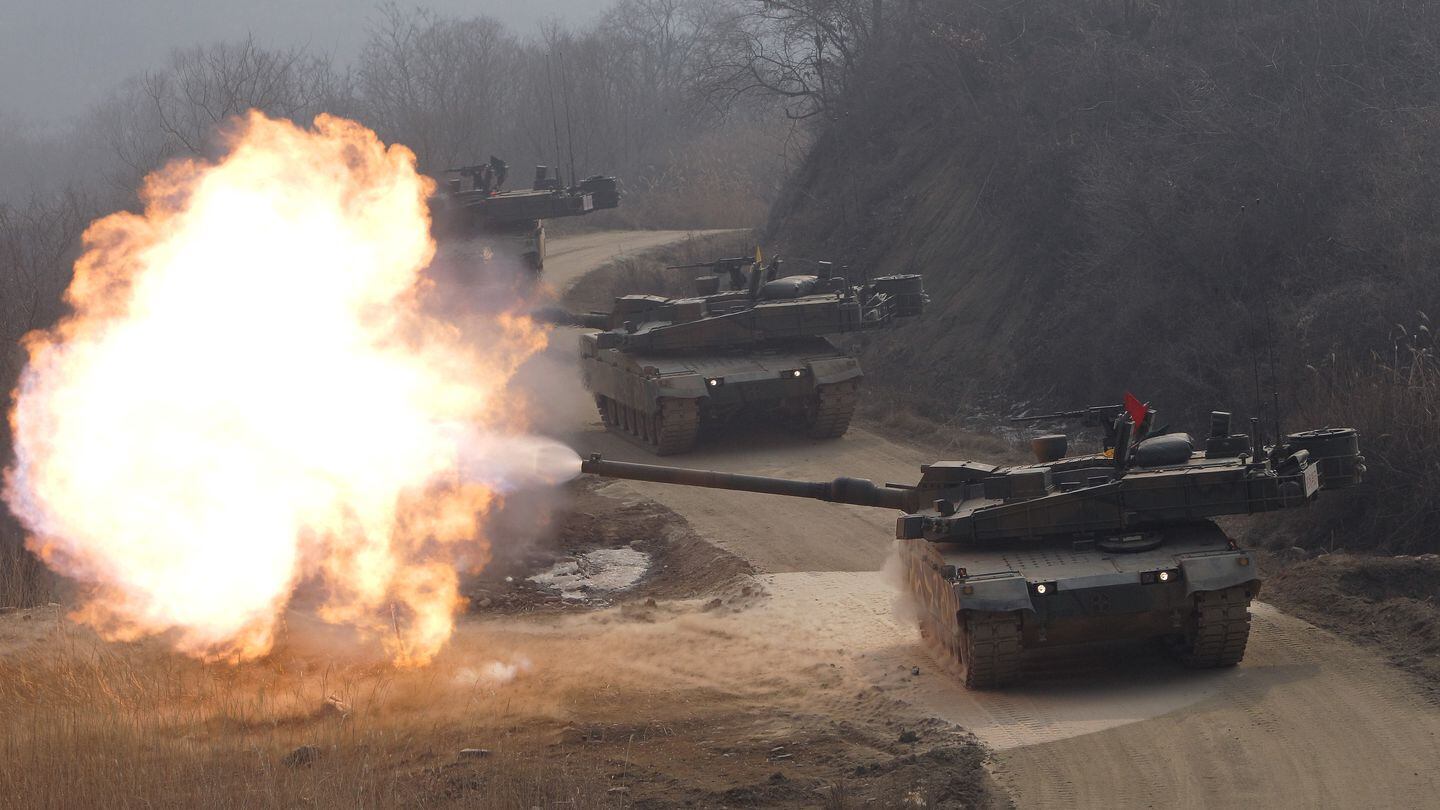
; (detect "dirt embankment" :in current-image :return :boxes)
[1260,552,1440,698]
[462,476,757,614]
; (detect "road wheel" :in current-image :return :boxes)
[596,396,700,455]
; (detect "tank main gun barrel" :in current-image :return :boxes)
[580,454,915,511]
[529,306,610,329]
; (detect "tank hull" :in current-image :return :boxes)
[900,521,1260,687]
[579,334,862,453]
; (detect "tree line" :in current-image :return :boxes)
[761,0,1440,553]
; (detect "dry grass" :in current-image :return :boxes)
[0,601,999,810]
[0,616,624,809]
[1275,328,1440,554]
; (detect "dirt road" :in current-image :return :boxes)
[544,231,1440,808]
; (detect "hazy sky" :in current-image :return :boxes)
[0,0,599,124]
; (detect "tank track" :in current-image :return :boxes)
[958,612,1024,687]
[804,381,859,439]
[919,608,1025,689]
[1177,586,1253,668]
[905,543,1024,688]
[596,395,700,455]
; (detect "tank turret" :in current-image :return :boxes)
[565,255,926,454]
[578,407,1363,687]
[430,158,621,273]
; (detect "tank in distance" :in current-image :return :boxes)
[578,404,1364,687]
[557,254,927,454]
[429,158,621,273]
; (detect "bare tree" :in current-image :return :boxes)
[88,38,344,195]
[357,4,519,172]
[147,37,343,154]
[696,0,883,119]
[0,192,94,412]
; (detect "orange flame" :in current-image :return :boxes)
[4,112,561,665]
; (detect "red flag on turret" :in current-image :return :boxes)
[1124,391,1148,435]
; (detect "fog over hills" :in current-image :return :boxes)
[0,0,597,124]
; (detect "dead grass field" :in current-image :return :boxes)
[1,613,623,808]
[0,481,996,810]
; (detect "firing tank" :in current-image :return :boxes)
[560,255,926,454]
[577,406,1364,687]
[430,158,620,272]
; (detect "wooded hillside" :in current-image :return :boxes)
[768,0,1440,551]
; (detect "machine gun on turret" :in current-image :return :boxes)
[1011,404,1127,428]
[666,257,758,293]
[1011,400,1161,452]
[665,252,793,298]
[447,156,510,195]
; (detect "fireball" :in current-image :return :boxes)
[4,112,565,665]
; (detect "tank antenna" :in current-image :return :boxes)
[1255,196,1284,446]
[545,52,564,186]
[1252,357,1264,448]
[559,49,579,189]
[1241,196,1268,448]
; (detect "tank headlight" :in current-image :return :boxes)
[1158,571,1170,582]
[792,369,804,377]
[706,377,724,387]
[1035,583,1047,594]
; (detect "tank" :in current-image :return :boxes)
[567,256,927,454]
[576,407,1364,687]
[430,159,620,272]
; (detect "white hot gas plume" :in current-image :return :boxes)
[3,112,580,665]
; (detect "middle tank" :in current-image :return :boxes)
[572,255,927,454]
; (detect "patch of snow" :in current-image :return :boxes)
[530,547,651,599]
